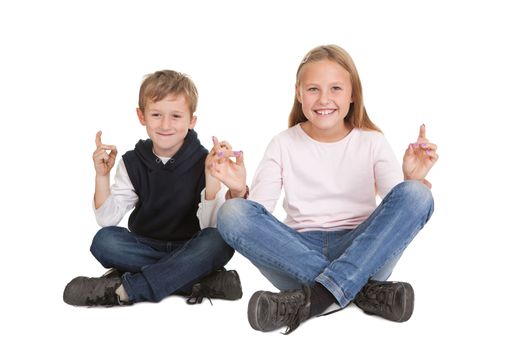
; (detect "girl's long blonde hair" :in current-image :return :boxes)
[288,45,381,132]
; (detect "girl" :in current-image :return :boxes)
[208,45,438,333]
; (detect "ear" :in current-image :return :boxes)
[136,107,146,126]
[189,115,197,130]
[295,84,302,104]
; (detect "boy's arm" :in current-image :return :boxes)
[93,131,117,209]
[197,136,228,228]
[93,159,138,227]
[197,185,227,228]
[94,174,111,209]
[205,169,222,200]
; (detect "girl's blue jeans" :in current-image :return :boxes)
[90,227,234,303]
[217,180,434,307]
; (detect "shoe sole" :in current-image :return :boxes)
[359,282,415,322]
[247,291,268,331]
[227,270,243,300]
[396,282,414,322]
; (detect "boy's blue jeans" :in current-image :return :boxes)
[217,180,434,307]
[90,227,234,303]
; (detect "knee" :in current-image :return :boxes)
[198,227,235,264]
[394,180,434,220]
[90,226,125,262]
[200,227,232,251]
[217,199,253,240]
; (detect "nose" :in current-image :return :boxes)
[160,116,170,129]
[319,89,331,105]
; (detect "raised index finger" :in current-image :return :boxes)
[418,124,426,140]
[212,136,225,157]
[96,131,102,147]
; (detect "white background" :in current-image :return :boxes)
[1,0,523,348]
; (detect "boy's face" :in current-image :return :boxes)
[137,94,197,158]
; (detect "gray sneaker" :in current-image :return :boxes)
[186,269,243,304]
[354,280,414,322]
[247,287,311,334]
[63,276,129,307]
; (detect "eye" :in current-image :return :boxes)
[151,113,161,118]
[332,86,342,91]
[307,87,318,92]
[171,114,182,119]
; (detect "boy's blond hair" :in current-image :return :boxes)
[138,70,198,115]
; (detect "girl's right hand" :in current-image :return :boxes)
[207,136,247,197]
[93,131,117,177]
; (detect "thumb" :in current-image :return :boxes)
[404,143,415,159]
[233,150,244,167]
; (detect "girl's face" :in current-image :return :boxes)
[296,59,353,142]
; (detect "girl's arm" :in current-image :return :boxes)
[248,137,283,213]
[402,124,439,187]
[374,134,404,199]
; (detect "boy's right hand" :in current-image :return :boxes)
[93,131,117,177]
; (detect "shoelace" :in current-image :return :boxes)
[276,290,309,335]
[85,286,119,307]
[186,284,218,305]
[186,284,214,305]
[358,284,394,312]
[186,271,232,305]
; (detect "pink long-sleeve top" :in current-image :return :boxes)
[249,124,403,232]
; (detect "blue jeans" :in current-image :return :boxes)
[217,180,434,307]
[90,227,234,303]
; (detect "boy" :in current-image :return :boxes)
[63,70,242,306]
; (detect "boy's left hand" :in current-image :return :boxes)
[207,136,246,195]
[204,137,228,200]
[402,124,439,184]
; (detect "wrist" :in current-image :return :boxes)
[205,187,220,200]
[95,174,110,181]
[226,185,249,199]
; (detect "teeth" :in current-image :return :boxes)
[316,110,334,115]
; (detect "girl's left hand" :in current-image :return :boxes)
[402,124,439,183]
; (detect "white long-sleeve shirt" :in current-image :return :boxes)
[249,124,403,232]
[93,155,225,229]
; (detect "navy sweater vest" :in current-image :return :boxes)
[122,130,208,241]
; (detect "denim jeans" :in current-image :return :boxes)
[217,180,434,307]
[90,227,234,303]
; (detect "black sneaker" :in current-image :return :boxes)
[63,276,129,307]
[186,269,243,305]
[247,287,311,334]
[354,280,414,322]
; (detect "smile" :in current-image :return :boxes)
[314,109,336,116]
